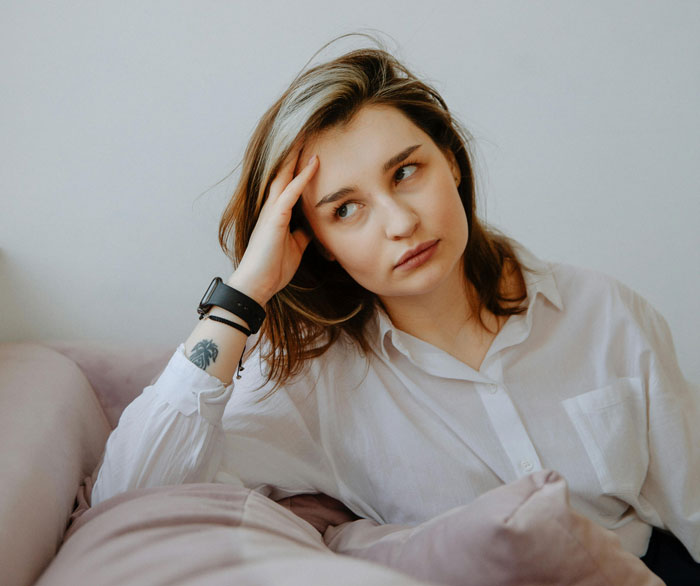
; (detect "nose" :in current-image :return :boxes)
[381,196,419,240]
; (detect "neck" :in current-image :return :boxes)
[378,257,526,357]
[379,265,488,347]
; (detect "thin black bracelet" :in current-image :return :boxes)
[206,314,252,337]
[203,314,251,379]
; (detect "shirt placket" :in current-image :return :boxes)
[479,335,543,479]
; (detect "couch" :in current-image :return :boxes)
[0,340,664,586]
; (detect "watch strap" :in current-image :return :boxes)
[198,277,266,334]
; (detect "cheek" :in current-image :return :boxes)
[438,186,468,229]
[326,232,385,284]
[331,238,373,270]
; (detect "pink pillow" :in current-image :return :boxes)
[45,471,662,586]
[324,470,663,586]
[43,340,174,428]
[36,482,433,586]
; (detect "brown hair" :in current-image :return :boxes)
[219,33,530,397]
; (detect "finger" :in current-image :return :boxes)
[278,154,318,209]
[268,143,304,201]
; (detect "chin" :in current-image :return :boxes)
[386,269,452,298]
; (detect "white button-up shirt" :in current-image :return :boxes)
[92,241,699,561]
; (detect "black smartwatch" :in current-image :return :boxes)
[197,276,266,334]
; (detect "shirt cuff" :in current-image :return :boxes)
[152,342,235,423]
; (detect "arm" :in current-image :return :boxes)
[633,294,700,561]
[91,290,252,507]
[91,145,319,506]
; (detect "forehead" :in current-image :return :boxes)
[297,105,426,172]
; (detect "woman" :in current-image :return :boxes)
[91,35,698,583]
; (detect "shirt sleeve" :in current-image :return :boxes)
[626,289,700,561]
[91,342,241,507]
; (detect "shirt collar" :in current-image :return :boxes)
[367,239,563,358]
[510,239,563,313]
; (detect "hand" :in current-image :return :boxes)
[227,144,319,305]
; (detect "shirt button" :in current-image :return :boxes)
[520,460,534,472]
[486,385,498,394]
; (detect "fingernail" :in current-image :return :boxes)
[308,154,318,166]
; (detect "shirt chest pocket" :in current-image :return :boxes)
[562,377,648,497]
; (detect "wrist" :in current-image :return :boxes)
[207,306,252,331]
[225,273,272,307]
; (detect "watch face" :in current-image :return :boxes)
[198,277,221,315]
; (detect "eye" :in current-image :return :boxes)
[333,201,360,220]
[394,160,420,183]
[330,160,420,222]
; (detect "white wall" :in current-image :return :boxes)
[2,1,698,382]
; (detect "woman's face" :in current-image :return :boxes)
[298,104,468,304]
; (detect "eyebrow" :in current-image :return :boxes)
[314,144,422,208]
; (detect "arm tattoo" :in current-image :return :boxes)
[189,339,219,370]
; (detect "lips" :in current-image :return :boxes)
[394,239,439,268]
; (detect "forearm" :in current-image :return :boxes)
[184,273,267,385]
[91,387,229,506]
[93,276,267,505]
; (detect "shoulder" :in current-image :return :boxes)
[238,330,371,402]
[552,261,650,309]
[302,331,374,390]
[551,261,626,304]
[548,260,673,349]
[509,239,667,336]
